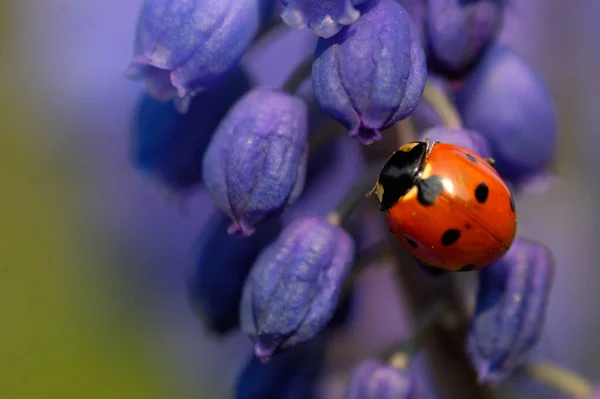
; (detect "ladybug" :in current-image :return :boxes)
[371,139,517,271]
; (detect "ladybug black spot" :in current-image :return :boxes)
[465,153,477,163]
[459,264,476,272]
[441,229,461,246]
[416,175,444,206]
[510,192,516,213]
[405,238,418,248]
[474,182,489,204]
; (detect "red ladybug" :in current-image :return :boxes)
[372,139,517,271]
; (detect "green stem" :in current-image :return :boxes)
[326,161,384,226]
[396,118,418,143]
[422,82,463,130]
[256,18,285,42]
[308,118,342,152]
[384,302,445,369]
[249,18,287,56]
[244,20,287,65]
[389,239,496,398]
[282,55,314,94]
[340,241,394,297]
[522,362,593,399]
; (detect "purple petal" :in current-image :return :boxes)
[203,88,309,235]
[468,237,555,384]
[127,0,261,108]
[240,216,355,355]
[419,126,492,159]
[280,0,369,38]
[312,0,426,144]
[343,360,420,399]
[456,43,558,182]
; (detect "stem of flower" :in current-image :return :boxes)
[522,362,593,399]
[374,120,496,397]
[247,18,288,57]
[326,161,384,226]
[282,55,314,94]
[389,245,496,398]
[384,302,445,370]
[340,241,394,297]
[308,118,343,153]
[422,82,463,130]
[256,18,286,41]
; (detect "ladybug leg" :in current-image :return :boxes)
[422,138,440,162]
[485,157,496,168]
[367,184,377,197]
[418,138,438,170]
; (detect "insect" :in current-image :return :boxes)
[371,139,517,271]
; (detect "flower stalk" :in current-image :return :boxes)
[384,302,445,369]
[422,82,463,130]
[326,161,386,226]
[282,55,314,94]
[390,242,496,398]
[522,362,593,399]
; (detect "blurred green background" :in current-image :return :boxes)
[0,1,181,398]
[1,0,598,398]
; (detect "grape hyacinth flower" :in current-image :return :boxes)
[126,0,262,112]
[456,43,558,185]
[280,0,370,38]
[468,237,555,385]
[186,212,280,335]
[203,88,309,236]
[421,0,505,76]
[343,360,420,399]
[312,0,427,145]
[235,335,327,399]
[132,67,251,192]
[122,0,573,396]
[240,216,355,361]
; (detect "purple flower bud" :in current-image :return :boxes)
[132,67,251,192]
[280,0,370,38]
[186,212,280,335]
[468,237,555,384]
[203,88,309,236]
[312,0,427,145]
[240,216,355,360]
[235,335,327,399]
[126,0,261,112]
[343,360,420,399]
[282,137,365,223]
[424,0,505,76]
[456,44,558,184]
[419,126,492,159]
[590,386,600,399]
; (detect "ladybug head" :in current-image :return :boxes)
[375,141,428,212]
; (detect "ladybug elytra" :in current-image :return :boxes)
[372,139,517,271]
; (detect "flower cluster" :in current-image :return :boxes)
[127,0,566,397]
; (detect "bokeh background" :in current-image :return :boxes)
[1,0,598,398]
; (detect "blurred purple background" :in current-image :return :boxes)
[2,0,598,398]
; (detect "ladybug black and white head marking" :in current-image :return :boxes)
[373,141,430,212]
